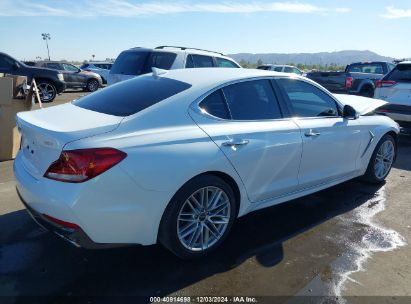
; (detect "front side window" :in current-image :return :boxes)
[222,79,282,120]
[215,57,239,68]
[386,64,411,82]
[62,63,79,72]
[284,67,293,73]
[199,90,230,119]
[274,67,283,72]
[74,76,191,116]
[277,78,339,118]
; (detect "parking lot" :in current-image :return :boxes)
[0,91,410,303]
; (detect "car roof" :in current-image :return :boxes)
[398,61,411,65]
[147,67,296,91]
[122,46,232,59]
[88,62,113,64]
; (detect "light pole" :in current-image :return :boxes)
[41,33,51,60]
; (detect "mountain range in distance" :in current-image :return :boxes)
[228,50,398,66]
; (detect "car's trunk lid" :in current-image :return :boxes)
[16,102,123,180]
[333,94,387,115]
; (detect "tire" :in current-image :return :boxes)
[86,79,99,92]
[362,134,396,184]
[159,174,237,259]
[36,81,57,103]
[360,86,374,98]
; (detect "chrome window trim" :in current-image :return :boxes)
[190,75,344,122]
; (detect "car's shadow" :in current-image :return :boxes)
[0,180,383,304]
[393,134,411,171]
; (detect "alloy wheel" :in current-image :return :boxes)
[177,186,231,251]
[374,140,395,179]
[37,83,56,102]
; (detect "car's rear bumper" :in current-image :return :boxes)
[13,152,167,247]
[16,188,114,248]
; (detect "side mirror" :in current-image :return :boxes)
[343,105,359,119]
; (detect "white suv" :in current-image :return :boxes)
[108,46,241,85]
[257,64,303,76]
[374,61,411,132]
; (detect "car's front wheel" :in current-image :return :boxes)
[362,134,396,183]
[36,81,57,103]
[159,175,237,259]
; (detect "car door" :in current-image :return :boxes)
[276,78,362,189]
[189,79,302,202]
[62,63,84,87]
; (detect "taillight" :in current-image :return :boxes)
[375,80,396,88]
[345,77,353,89]
[44,148,127,183]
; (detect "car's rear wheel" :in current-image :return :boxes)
[360,86,374,98]
[159,175,237,259]
[86,79,99,92]
[362,134,396,183]
[36,81,57,103]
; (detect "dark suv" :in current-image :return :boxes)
[35,61,102,92]
[0,52,66,102]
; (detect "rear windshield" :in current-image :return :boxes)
[73,77,192,116]
[110,51,150,75]
[346,63,384,74]
[110,50,176,76]
[386,64,411,82]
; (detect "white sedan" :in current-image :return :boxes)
[14,68,399,259]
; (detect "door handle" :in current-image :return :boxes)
[222,139,249,147]
[304,129,321,137]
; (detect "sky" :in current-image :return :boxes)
[1,0,411,61]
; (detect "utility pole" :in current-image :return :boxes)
[41,33,51,60]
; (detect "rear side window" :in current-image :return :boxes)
[46,63,61,70]
[199,90,230,119]
[186,55,214,68]
[222,80,282,120]
[110,51,150,75]
[277,78,339,117]
[386,64,411,82]
[215,57,239,68]
[74,77,192,116]
[144,52,177,72]
[274,67,283,72]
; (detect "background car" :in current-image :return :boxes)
[306,61,395,97]
[257,64,304,75]
[108,46,241,85]
[35,61,102,92]
[375,61,411,133]
[80,62,113,84]
[14,68,398,259]
[0,52,65,102]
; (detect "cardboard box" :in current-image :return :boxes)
[0,75,32,161]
